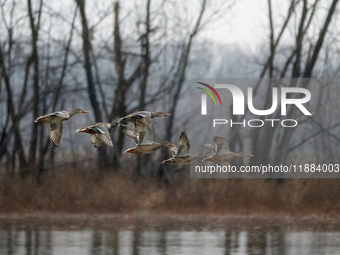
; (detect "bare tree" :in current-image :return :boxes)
[37,6,78,174]
[245,0,339,168]
[27,0,43,167]
[275,0,339,164]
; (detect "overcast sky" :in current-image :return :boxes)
[203,0,339,53]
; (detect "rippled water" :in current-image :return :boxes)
[1,216,340,255]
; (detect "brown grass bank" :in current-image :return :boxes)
[0,168,340,215]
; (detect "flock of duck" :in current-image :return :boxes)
[34,109,254,165]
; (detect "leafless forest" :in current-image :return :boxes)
[0,0,340,213]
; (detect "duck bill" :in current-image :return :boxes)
[81,110,89,113]
[246,154,254,157]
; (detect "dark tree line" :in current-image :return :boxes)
[0,0,233,176]
[0,0,339,179]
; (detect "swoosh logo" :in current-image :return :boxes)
[196,82,222,106]
[196,87,217,105]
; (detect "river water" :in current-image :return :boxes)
[0,214,340,255]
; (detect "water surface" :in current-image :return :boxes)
[1,214,340,255]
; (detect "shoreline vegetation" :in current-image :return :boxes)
[1,167,340,216]
[1,212,340,231]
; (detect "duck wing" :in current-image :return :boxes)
[138,122,153,145]
[90,124,113,147]
[131,112,152,132]
[51,110,70,119]
[123,129,139,145]
[90,134,102,147]
[169,146,178,157]
[35,110,69,123]
[49,122,63,147]
[119,111,147,121]
[119,111,149,122]
[213,136,230,155]
[176,131,190,157]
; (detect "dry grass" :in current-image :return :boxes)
[1,168,340,215]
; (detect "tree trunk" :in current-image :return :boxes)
[136,0,151,176]
[160,0,206,180]
[27,0,43,167]
[76,0,108,169]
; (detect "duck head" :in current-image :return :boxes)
[238,152,254,158]
[153,112,171,117]
[160,141,176,147]
[70,108,89,117]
